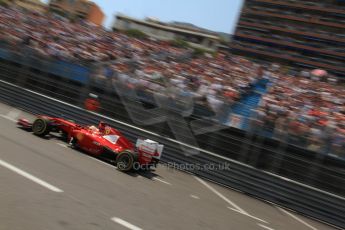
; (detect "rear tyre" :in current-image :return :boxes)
[69,137,78,149]
[152,159,159,168]
[116,150,137,172]
[32,118,50,136]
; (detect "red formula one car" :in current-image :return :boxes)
[17,116,163,171]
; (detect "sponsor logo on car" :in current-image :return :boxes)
[93,141,101,146]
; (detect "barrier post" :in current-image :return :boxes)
[270,126,289,173]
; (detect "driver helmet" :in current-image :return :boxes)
[98,121,107,132]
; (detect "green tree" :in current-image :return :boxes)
[192,47,208,58]
[0,0,10,7]
[171,38,189,48]
[124,29,148,39]
[218,37,229,46]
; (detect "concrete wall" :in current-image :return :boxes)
[115,19,175,41]
[114,17,219,51]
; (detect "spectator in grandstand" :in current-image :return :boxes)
[256,68,344,155]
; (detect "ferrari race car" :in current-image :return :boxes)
[17,116,163,171]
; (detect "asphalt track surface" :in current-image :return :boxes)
[0,102,338,230]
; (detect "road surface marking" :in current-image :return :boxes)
[228,207,268,224]
[111,217,142,230]
[0,109,21,122]
[258,223,275,230]
[153,177,171,185]
[277,207,318,230]
[7,109,21,119]
[56,143,68,148]
[0,114,17,122]
[194,176,248,214]
[0,159,63,193]
[190,194,200,199]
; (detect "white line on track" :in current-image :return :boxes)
[277,207,318,230]
[194,176,248,214]
[7,109,21,119]
[0,159,63,193]
[111,217,143,230]
[228,207,268,224]
[195,176,269,224]
[257,223,275,230]
[152,177,171,185]
[190,194,200,199]
[0,109,21,122]
[0,114,17,122]
[56,143,68,148]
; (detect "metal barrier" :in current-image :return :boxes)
[0,78,345,228]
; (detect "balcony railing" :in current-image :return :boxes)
[230,42,345,73]
[244,9,345,29]
[250,0,345,14]
[234,33,345,58]
[238,21,345,43]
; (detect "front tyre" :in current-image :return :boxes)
[116,151,136,172]
[32,118,50,136]
[60,131,69,141]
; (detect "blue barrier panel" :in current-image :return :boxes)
[0,48,12,60]
[46,60,90,83]
[0,46,91,83]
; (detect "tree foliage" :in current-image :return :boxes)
[124,29,148,39]
[171,38,189,48]
[0,0,10,7]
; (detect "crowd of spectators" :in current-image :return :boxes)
[105,53,262,120]
[0,6,189,62]
[0,6,261,117]
[254,71,345,156]
[0,6,344,156]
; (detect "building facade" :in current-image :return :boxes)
[48,0,104,26]
[231,0,345,77]
[113,14,220,52]
[1,0,46,12]
[15,0,46,13]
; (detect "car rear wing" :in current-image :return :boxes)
[136,138,164,159]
